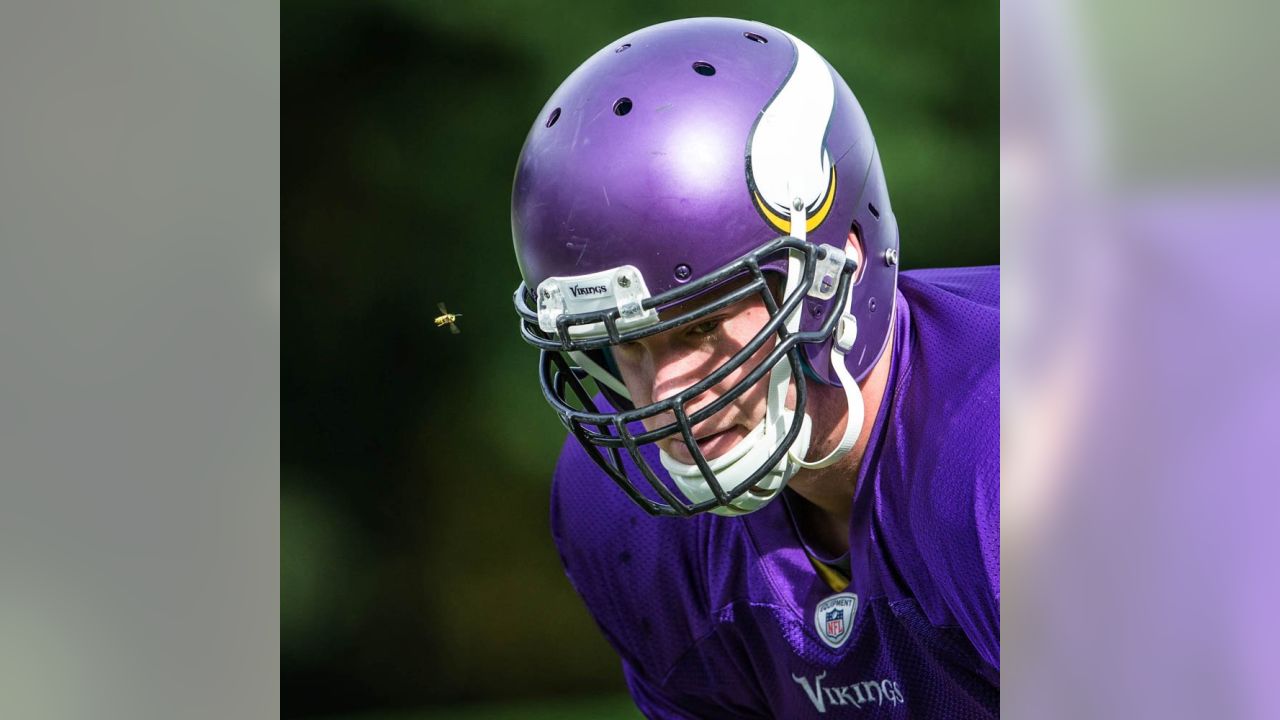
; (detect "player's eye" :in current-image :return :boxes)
[686,317,723,338]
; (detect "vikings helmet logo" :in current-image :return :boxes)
[746,31,839,237]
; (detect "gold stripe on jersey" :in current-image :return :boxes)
[805,550,850,593]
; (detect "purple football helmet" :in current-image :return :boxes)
[512,18,899,517]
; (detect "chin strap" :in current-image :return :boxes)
[782,190,861,470]
[789,249,863,470]
[789,322,861,469]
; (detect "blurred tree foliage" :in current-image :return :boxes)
[283,1,996,717]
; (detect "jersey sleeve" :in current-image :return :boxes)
[548,434,721,706]
[549,433,776,716]
[897,267,1001,677]
[961,432,1001,674]
[898,398,1001,680]
[622,660,704,720]
[941,269,1001,673]
[622,651,773,719]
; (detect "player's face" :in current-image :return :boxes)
[611,278,788,464]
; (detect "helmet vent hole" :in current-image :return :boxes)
[743,31,768,44]
[615,43,631,53]
[868,203,880,219]
[613,97,633,116]
[546,107,561,128]
[692,61,716,76]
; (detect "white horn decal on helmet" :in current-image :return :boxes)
[747,31,838,236]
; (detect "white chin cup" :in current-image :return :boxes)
[660,406,813,517]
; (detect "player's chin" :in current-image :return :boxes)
[662,426,748,465]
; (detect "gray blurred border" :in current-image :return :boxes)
[0,2,277,718]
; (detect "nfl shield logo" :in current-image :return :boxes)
[814,593,858,649]
[825,608,845,637]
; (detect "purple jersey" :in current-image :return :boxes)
[551,267,1000,718]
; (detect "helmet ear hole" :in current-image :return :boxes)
[847,223,867,285]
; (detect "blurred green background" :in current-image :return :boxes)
[283,1,996,717]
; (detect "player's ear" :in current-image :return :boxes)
[846,227,867,284]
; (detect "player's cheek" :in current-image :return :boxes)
[723,355,774,424]
[616,344,659,393]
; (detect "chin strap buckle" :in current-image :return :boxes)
[808,245,847,301]
[835,313,858,353]
[612,267,654,328]
[537,284,566,334]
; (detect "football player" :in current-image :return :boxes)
[511,18,998,718]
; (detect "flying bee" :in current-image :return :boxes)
[434,302,462,334]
